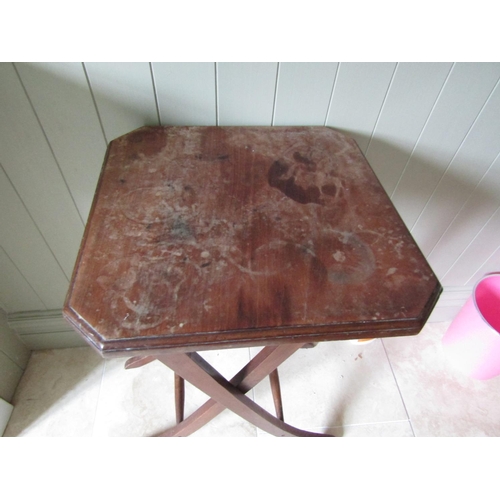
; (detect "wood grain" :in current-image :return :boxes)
[64,126,441,356]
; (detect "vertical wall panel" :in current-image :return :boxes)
[442,206,500,286]
[0,308,30,370]
[217,63,278,125]
[0,168,68,309]
[465,244,500,287]
[15,62,106,222]
[412,80,500,255]
[326,62,396,152]
[391,63,500,229]
[0,304,30,401]
[153,62,216,126]
[0,247,45,313]
[428,154,500,280]
[0,351,24,402]
[365,62,453,194]
[0,63,84,278]
[84,62,159,142]
[2,61,500,325]
[273,62,338,126]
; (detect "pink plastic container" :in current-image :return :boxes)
[442,273,500,380]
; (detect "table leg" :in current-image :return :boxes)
[156,347,333,437]
[125,355,156,369]
[174,374,185,423]
[269,369,284,421]
[155,344,296,436]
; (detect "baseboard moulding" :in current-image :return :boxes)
[8,309,87,350]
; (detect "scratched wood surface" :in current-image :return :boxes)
[63,126,441,357]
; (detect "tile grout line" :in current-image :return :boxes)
[304,419,414,433]
[335,419,413,428]
[256,419,414,438]
[380,339,416,437]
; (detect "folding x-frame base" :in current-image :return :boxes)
[125,343,334,437]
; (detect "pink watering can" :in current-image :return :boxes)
[442,273,500,380]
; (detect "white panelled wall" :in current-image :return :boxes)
[1,62,500,351]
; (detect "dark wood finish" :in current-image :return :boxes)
[269,369,284,421]
[124,355,156,369]
[174,374,185,424]
[157,350,332,437]
[62,126,442,437]
[156,343,306,437]
[63,126,441,357]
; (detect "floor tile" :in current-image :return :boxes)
[4,347,104,437]
[9,321,497,438]
[256,420,414,437]
[250,338,409,435]
[383,322,500,436]
[189,410,257,437]
[335,420,414,437]
[92,347,257,437]
[92,357,175,437]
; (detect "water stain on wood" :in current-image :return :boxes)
[63,126,442,355]
[268,160,323,205]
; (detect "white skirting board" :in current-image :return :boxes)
[8,310,87,350]
[7,287,472,350]
[0,398,13,436]
[427,287,472,323]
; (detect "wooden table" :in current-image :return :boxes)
[63,126,441,437]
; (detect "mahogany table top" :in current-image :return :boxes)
[63,126,441,357]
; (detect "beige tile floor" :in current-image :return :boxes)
[4,320,500,437]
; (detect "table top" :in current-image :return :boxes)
[63,126,441,357]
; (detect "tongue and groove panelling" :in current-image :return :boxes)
[1,62,500,347]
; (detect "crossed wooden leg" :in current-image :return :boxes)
[126,344,333,437]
